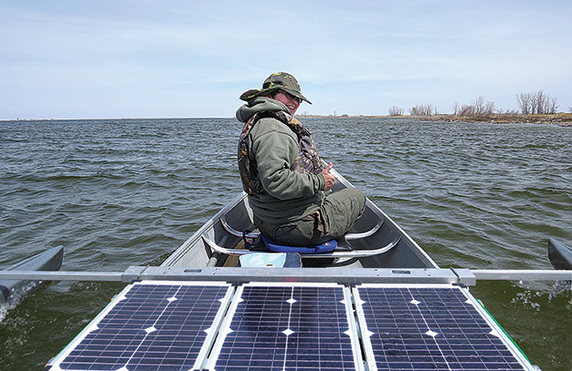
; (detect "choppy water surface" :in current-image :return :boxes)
[1,118,570,370]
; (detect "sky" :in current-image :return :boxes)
[1,0,571,119]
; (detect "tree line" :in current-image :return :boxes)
[516,91,558,115]
[389,90,564,117]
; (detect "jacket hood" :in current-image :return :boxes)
[235,97,290,123]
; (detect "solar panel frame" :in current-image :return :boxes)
[204,282,364,371]
[48,281,234,371]
[353,284,534,371]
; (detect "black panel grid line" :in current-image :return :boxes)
[353,284,532,371]
[205,282,362,371]
[48,281,233,371]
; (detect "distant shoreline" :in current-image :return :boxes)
[424,112,572,126]
[3,113,571,126]
[298,112,572,126]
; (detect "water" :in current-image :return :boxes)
[0,118,570,370]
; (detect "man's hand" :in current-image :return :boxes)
[321,163,335,191]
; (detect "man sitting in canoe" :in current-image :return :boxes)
[236,72,365,247]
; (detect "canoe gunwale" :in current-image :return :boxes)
[331,168,439,268]
[161,192,248,268]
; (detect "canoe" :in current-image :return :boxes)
[162,168,439,270]
[0,245,63,305]
[44,171,540,371]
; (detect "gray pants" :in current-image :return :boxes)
[255,188,366,246]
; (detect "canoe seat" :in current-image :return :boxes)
[260,234,337,254]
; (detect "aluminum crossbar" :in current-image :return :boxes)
[0,267,570,285]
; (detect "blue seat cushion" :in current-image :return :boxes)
[260,234,337,254]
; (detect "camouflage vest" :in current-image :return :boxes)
[238,111,325,195]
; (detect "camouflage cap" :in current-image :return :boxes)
[239,72,312,104]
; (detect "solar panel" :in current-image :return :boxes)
[48,281,233,371]
[205,283,362,370]
[47,281,534,371]
[353,284,531,370]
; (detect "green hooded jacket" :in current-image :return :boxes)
[236,97,326,224]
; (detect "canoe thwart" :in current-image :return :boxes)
[202,235,400,258]
[219,215,387,243]
[345,219,385,240]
